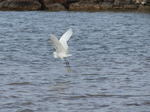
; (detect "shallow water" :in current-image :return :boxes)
[0,11,150,112]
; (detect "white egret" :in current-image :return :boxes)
[50,29,73,72]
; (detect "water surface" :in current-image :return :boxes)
[0,11,150,112]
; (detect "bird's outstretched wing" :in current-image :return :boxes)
[59,29,73,50]
[50,34,66,53]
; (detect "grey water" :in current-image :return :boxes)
[0,11,150,112]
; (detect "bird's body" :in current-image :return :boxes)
[53,51,72,59]
[50,28,73,59]
[50,29,73,72]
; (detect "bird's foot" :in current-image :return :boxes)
[66,68,71,73]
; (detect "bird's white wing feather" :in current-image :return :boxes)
[59,29,73,50]
[50,34,66,53]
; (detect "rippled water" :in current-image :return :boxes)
[0,11,150,112]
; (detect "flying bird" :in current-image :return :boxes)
[50,29,73,72]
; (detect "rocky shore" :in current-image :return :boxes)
[0,0,150,11]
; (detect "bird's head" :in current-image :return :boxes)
[53,52,58,58]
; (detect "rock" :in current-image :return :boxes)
[103,0,114,2]
[135,0,148,4]
[69,1,100,11]
[46,3,67,11]
[100,2,113,10]
[53,0,67,4]
[138,5,150,11]
[41,0,67,5]
[113,0,133,6]
[0,0,41,11]
[114,0,124,6]
[40,0,68,9]
[123,0,132,5]
[0,0,150,11]
[80,0,99,3]
[124,4,137,9]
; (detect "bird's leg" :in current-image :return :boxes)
[64,59,70,68]
[64,58,71,72]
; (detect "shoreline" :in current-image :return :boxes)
[0,0,150,12]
